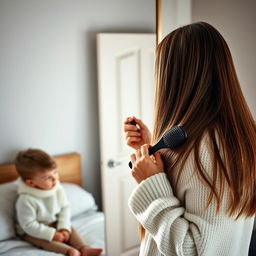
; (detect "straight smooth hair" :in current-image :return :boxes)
[139,21,256,239]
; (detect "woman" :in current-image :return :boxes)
[124,22,256,256]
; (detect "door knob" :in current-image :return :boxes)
[107,159,122,168]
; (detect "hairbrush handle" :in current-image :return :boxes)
[128,139,164,169]
[128,119,140,169]
[130,120,137,126]
[128,126,187,169]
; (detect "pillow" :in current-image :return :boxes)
[0,180,18,241]
[62,183,98,217]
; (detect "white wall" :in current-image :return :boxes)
[192,0,256,118]
[0,0,155,206]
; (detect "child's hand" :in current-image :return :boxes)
[124,116,152,150]
[130,144,164,184]
[58,229,70,242]
[53,231,65,242]
[80,246,103,256]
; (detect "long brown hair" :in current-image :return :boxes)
[139,22,256,239]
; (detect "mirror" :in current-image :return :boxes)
[157,0,256,254]
[157,0,191,42]
[156,0,256,118]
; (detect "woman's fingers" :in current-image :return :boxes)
[124,116,136,125]
[126,137,141,145]
[124,124,139,132]
[135,149,142,159]
[124,116,152,151]
[141,144,150,157]
[124,116,145,131]
[133,116,147,129]
[153,151,162,162]
[130,149,143,166]
[130,153,136,165]
[124,116,131,124]
[125,131,141,139]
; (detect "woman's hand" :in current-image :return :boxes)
[124,116,152,150]
[130,144,164,184]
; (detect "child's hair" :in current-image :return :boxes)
[15,148,57,180]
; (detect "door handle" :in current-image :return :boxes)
[107,159,122,168]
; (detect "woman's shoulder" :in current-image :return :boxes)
[198,129,223,166]
[198,132,214,160]
[174,132,215,186]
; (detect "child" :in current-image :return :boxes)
[15,148,103,256]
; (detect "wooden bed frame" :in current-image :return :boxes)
[0,153,82,186]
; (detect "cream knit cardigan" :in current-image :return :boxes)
[128,136,254,256]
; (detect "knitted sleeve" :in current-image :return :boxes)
[128,140,238,256]
[129,173,200,255]
[56,184,71,232]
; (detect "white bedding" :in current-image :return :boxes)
[0,210,105,256]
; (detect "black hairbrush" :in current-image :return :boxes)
[128,125,187,169]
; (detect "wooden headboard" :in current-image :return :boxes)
[0,153,82,186]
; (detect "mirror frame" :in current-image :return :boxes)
[156,0,161,44]
[156,0,192,44]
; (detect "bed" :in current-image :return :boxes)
[0,153,105,255]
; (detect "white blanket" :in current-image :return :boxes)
[0,210,105,256]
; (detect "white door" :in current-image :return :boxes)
[97,33,156,256]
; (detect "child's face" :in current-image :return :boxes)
[26,168,59,190]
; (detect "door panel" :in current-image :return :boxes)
[97,33,156,256]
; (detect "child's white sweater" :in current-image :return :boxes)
[16,179,71,241]
[128,137,254,256]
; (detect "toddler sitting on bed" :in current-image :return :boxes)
[14,148,102,256]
